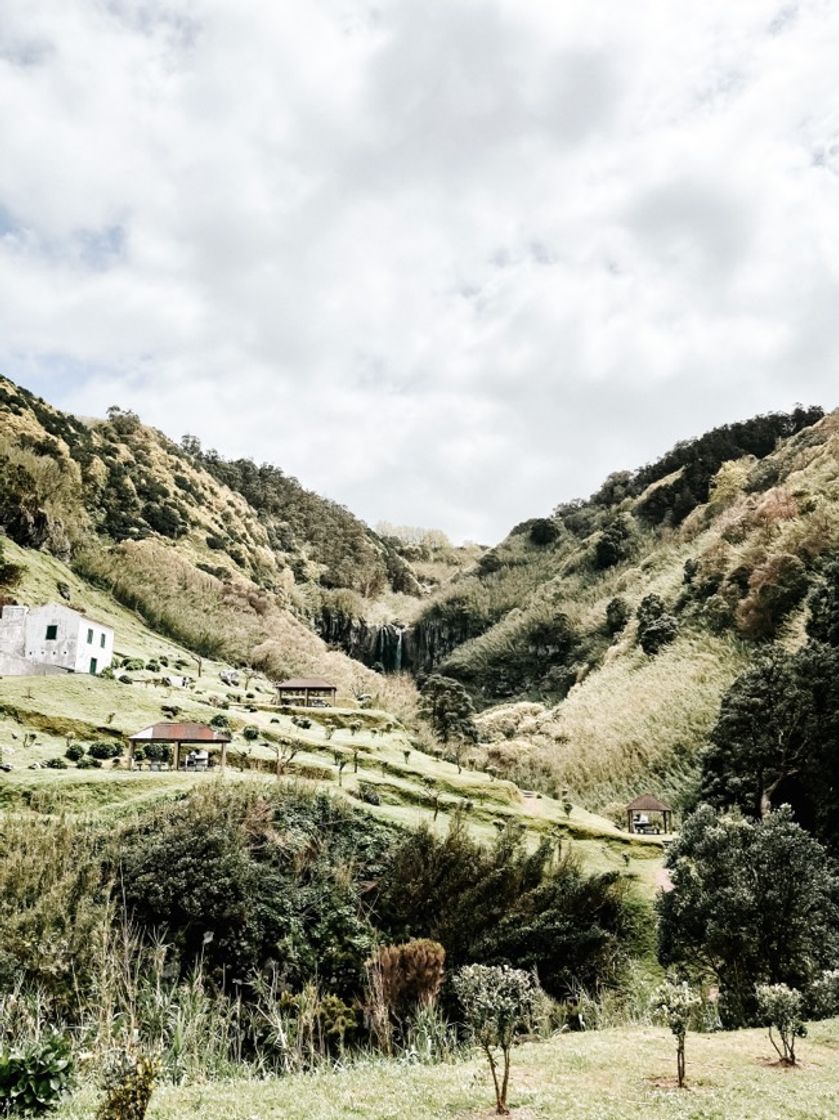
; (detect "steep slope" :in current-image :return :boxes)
[406,407,839,811]
[0,376,397,701]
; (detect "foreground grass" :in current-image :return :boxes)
[55,1020,839,1120]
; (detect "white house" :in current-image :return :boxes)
[0,603,115,677]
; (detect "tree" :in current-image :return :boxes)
[453,964,535,1115]
[700,645,839,849]
[419,675,478,747]
[807,557,839,646]
[273,738,300,778]
[651,980,699,1087]
[756,984,806,1066]
[528,518,559,546]
[657,806,839,1026]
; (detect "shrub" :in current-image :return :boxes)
[594,516,634,570]
[369,939,445,1019]
[366,940,445,1053]
[88,741,121,760]
[453,963,535,1115]
[95,1046,159,1120]
[356,782,381,806]
[636,594,678,655]
[605,596,630,635]
[651,980,699,1088]
[44,757,68,770]
[809,970,839,1020]
[0,1031,73,1116]
[242,726,259,742]
[77,757,103,770]
[64,744,85,762]
[756,983,806,1065]
[209,714,230,730]
[736,553,808,639]
[145,660,159,673]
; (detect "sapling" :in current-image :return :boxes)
[756,983,806,1065]
[453,964,535,1115]
[651,979,699,1087]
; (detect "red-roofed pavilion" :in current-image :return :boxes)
[128,721,231,771]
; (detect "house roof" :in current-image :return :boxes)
[627,793,672,813]
[129,722,231,743]
[276,678,336,690]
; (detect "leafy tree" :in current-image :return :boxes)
[657,806,839,1026]
[377,817,642,997]
[756,983,806,1066]
[651,980,700,1088]
[419,675,478,747]
[528,518,559,546]
[700,646,839,849]
[453,964,535,1115]
[806,556,839,646]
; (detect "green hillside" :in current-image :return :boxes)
[405,407,839,811]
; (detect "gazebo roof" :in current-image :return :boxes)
[627,793,672,813]
[276,678,336,690]
[128,721,231,743]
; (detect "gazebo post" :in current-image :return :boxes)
[173,740,180,771]
[127,740,135,770]
[220,739,228,771]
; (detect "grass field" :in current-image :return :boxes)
[53,1019,839,1120]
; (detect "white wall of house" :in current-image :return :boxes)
[0,603,114,676]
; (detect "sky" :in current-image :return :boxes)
[1,1,839,543]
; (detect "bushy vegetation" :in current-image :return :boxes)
[0,784,647,1098]
[657,805,839,1027]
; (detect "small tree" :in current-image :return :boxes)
[242,725,259,742]
[651,979,699,1087]
[273,739,300,778]
[453,964,535,1115]
[756,983,806,1066]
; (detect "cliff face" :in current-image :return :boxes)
[314,606,485,674]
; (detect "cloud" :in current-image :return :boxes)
[1,0,838,541]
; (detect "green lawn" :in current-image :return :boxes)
[55,1020,839,1120]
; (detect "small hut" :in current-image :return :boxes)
[275,677,337,708]
[128,721,231,771]
[626,793,673,835]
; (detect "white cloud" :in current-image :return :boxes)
[1,0,839,541]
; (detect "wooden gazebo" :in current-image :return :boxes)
[275,677,337,708]
[128,722,231,771]
[626,793,673,835]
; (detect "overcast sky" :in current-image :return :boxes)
[1,1,838,542]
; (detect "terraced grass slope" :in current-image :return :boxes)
[0,538,661,891]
